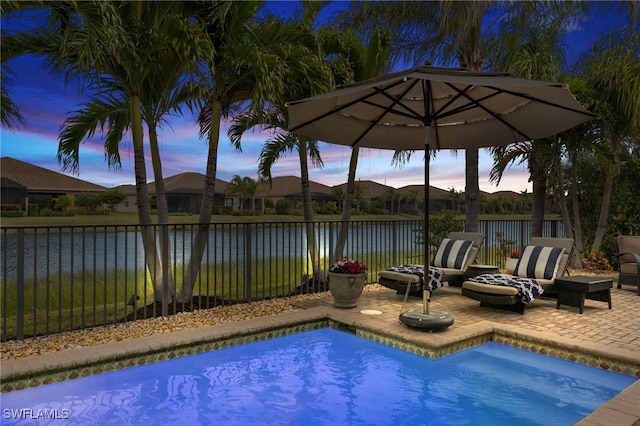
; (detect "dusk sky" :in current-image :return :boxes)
[0,2,633,193]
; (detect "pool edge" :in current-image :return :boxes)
[2,306,639,424]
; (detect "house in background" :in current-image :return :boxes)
[257,176,334,211]
[114,172,229,214]
[1,157,526,217]
[332,181,453,213]
[0,157,107,213]
[397,184,453,213]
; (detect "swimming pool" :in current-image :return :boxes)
[1,328,635,425]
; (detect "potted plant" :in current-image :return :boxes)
[505,251,521,274]
[328,257,368,308]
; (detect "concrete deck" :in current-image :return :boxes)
[2,283,639,425]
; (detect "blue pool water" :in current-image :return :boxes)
[1,328,635,426]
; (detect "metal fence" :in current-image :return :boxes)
[1,218,563,341]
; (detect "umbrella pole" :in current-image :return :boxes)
[423,124,432,315]
[398,122,452,331]
[423,290,430,314]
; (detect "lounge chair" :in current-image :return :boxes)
[615,235,640,295]
[461,237,575,314]
[378,232,484,296]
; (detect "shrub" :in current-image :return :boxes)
[0,204,21,212]
[40,208,59,217]
[325,201,338,214]
[74,193,101,213]
[0,204,22,217]
[28,203,39,216]
[582,251,613,272]
[212,205,233,215]
[98,190,125,210]
[0,210,24,217]
[53,195,72,215]
[275,199,291,215]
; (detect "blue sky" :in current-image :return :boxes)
[0,2,632,192]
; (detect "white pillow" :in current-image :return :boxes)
[431,238,473,270]
[514,246,564,280]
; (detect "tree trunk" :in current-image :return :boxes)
[570,153,585,265]
[592,175,614,252]
[299,139,324,284]
[179,99,221,303]
[465,148,479,232]
[556,167,573,239]
[460,19,483,234]
[148,125,175,297]
[130,95,164,302]
[333,146,359,260]
[529,151,546,238]
[556,165,582,268]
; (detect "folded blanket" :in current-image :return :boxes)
[383,265,444,292]
[469,274,544,304]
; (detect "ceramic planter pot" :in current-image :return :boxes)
[328,272,366,308]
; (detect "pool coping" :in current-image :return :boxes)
[1,306,639,424]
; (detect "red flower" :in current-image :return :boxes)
[330,257,368,274]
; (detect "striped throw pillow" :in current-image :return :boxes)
[430,239,473,270]
[513,246,565,280]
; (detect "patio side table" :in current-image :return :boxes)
[554,276,613,314]
[464,264,499,281]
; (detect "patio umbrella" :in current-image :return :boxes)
[287,65,595,320]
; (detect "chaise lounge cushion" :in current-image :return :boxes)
[460,237,575,314]
[378,231,485,293]
[463,277,520,296]
[513,246,564,280]
[430,238,473,270]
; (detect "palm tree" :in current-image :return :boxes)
[403,188,420,214]
[485,7,580,236]
[332,27,393,261]
[447,188,465,213]
[180,1,274,301]
[225,175,258,211]
[12,2,207,304]
[180,1,338,299]
[570,27,640,254]
[0,0,27,130]
[338,1,588,235]
[331,186,345,209]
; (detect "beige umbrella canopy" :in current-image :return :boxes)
[288,65,595,151]
[287,65,595,321]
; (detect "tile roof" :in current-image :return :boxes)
[257,176,332,197]
[154,172,229,193]
[0,157,107,192]
[114,172,229,195]
[333,180,391,198]
[397,184,451,200]
[483,190,523,200]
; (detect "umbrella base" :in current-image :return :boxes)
[399,309,454,331]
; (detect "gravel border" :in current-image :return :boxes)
[0,291,335,361]
[1,270,615,360]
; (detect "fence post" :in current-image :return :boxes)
[16,228,24,340]
[392,221,397,266]
[244,223,252,302]
[161,224,169,317]
[482,220,490,264]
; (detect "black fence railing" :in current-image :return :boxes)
[1,219,563,341]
